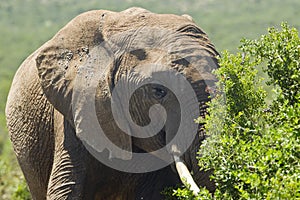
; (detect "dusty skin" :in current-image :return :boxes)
[6,7,219,199]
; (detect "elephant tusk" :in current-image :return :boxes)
[173,155,200,196]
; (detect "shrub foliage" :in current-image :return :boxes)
[168,23,300,199]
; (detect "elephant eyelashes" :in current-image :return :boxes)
[152,85,168,100]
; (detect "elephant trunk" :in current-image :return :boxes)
[173,155,200,196]
[180,98,215,193]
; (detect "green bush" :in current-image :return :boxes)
[11,180,31,200]
[169,23,300,199]
[0,158,30,200]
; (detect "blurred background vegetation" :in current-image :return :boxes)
[0,0,299,199]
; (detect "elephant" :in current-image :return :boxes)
[5,7,219,200]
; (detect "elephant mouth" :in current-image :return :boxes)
[132,128,201,195]
[143,145,200,196]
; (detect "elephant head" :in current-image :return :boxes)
[35,7,219,194]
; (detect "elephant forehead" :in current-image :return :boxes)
[183,67,218,82]
[101,8,197,36]
[41,8,213,58]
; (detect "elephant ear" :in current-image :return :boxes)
[36,10,107,120]
[35,10,133,160]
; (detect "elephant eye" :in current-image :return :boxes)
[152,85,167,100]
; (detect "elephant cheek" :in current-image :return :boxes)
[164,109,181,153]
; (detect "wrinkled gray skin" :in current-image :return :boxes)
[6,8,219,200]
